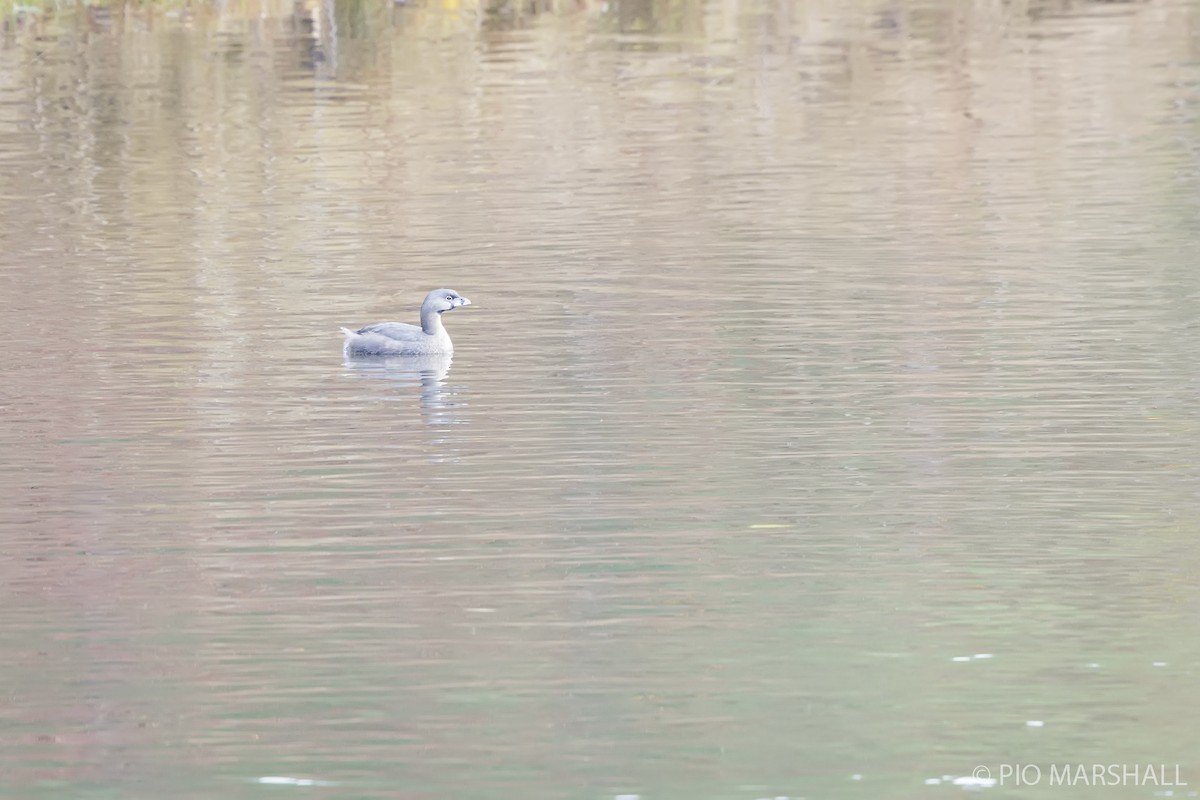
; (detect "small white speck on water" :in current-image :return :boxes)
[257,777,337,787]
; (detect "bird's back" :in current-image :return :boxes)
[355,321,424,341]
[342,321,450,356]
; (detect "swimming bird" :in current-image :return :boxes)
[342,288,471,356]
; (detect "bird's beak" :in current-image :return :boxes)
[457,297,471,307]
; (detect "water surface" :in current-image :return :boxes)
[2,0,1200,797]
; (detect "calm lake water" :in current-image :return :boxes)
[2,0,1200,797]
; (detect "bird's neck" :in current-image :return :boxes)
[420,309,444,336]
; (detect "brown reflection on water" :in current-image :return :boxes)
[2,0,1200,797]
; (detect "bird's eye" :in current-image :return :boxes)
[446,295,454,301]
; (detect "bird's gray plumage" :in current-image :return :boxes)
[342,288,471,356]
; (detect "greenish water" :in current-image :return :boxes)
[1,0,1199,797]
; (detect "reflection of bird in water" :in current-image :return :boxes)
[341,289,471,356]
[342,353,464,426]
